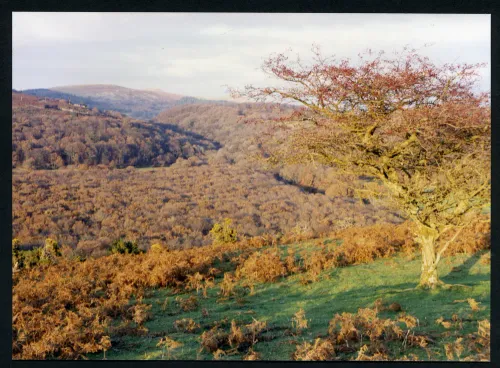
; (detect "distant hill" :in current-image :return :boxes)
[52,84,184,102]
[12,92,219,169]
[18,88,104,109]
[21,84,232,119]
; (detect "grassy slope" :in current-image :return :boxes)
[90,240,490,361]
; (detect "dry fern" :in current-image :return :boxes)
[293,338,335,361]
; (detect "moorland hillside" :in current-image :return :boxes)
[13,225,490,360]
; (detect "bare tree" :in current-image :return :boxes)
[230,46,490,289]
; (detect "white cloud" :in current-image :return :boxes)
[13,12,105,45]
[12,13,490,98]
[199,24,234,36]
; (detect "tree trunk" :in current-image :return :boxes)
[416,227,441,289]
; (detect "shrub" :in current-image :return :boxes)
[157,336,183,359]
[326,307,431,348]
[14,238,63,270]
[202,278,215,298]
[441,319,490,361]
[12,238,23,270]
[284,248,302,274]
[218,272,238,297]
[228,320,246,348]
[330,222,415,266]
[176,295,199,312]
[212,349,227,360]
[185,272,205,293]
[109,239,143,255]
[302,250,331,282]
[293,338,336,361]
[100,336,112,360]
[245,318,267,346]
[200,326,229,353]
[237,250,287,283]
[23,247,43,269]
[40,238,62,263]
[129,300,152,328]
[243,348,261,360]
[174,318,200,333]
[355,344,389,361]
[200,319,267,355]
[150,243,166,253]
[291,308,309,335]
[210,218,238,244]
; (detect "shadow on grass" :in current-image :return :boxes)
[244,282,452,329]
[441,250,490,286]
[245,258,490,328]
[101,252,491,360]
[156,252,490,328]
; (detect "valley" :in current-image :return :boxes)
[10,11,491,363]
[11,82,491,361]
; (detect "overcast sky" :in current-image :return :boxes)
[13,13,490,100]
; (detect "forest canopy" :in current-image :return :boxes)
[12,93,218,169]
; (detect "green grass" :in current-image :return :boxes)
[89,242,490,361]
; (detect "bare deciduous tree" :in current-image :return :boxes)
[230,46,491,289]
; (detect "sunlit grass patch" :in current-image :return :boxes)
[90,244,489,361]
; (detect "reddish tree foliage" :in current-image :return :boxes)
[230,46,490,289]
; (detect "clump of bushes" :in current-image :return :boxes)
[236,250,287,283]
[210,218,238,244]
[109,239,143,255]
[200,318,267,355]
[441,219,490,256]
[327,307,431,353]
[13,238,62,271]
[293,338,336,361]
[14,238,258,359]
[301,250,333,284]
[22,248,44,269]
[292,305,432,361]
[284,248,302,274]
[330,223,416,265]
[200,326,229,353]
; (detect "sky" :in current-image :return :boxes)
[12,13,491,100]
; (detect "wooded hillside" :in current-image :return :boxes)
[12,93,218,169]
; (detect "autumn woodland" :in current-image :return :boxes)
[12,46,490,361]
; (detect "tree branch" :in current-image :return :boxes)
[435,226,464,265]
